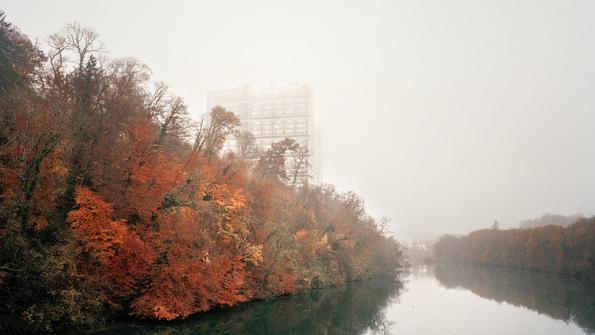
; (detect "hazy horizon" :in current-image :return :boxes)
[6,0,595,237]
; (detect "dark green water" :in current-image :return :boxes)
[86,264,595,335]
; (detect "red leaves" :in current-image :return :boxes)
[124,201,253,320]
[0,21,405,333]
[117,120,187,221]
[130,237,251,320]
[68,186,155,298]
[130,250,212,320]
[106,232,155,297]
[69,186,128,264]
[64,153,403,321]
[66,140,257,320]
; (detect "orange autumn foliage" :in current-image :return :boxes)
[68,186,128,264]
[126,202,252,320]
[68,186,155,299]
[0,18,403,333]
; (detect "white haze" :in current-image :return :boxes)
[6,0,595,238]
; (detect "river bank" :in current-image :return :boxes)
[73,264,595,335]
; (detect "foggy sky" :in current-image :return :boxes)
[6,0,595,238]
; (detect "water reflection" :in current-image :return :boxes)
[434,264,595,334]
[90,275,404,335]
[87,265,595,335]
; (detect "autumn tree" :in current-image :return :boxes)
[50,22,104,71]
[288,145,310,189]
[256,138,297,181]
[433,219,595,281]
[237,130,257,159]
[193,106,240,156]
[0,18,405,333]
[152,91,190,146]
[0,15,62,235]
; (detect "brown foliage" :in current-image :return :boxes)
[434,219,595,281]
[0,18,403,333]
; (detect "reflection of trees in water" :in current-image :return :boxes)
[434,264,595,334]
[91,275,404,335]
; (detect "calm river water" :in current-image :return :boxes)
[89,264,595,335]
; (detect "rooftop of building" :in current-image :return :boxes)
[207,83,312,101]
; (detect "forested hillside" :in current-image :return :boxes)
[518,213,584,229]
[434,218,595,281]
[0,15,402,333]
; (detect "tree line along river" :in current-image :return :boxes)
[82,264,595,335]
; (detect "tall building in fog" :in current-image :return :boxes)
[207,83,317,183]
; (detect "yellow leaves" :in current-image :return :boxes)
[320,233,329,248]
[201,251,211,264]
[229,188,247,211]
[293,229,330,251]
[208,185,247,219]
[152,305,178,321]
[243,244,263,266]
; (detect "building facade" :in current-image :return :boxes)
[207,83,317,183]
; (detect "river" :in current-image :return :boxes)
[88,264,595,334]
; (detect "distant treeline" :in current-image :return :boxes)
[0,15,402,333]
[518,213,584,229]
[434,218,595,281]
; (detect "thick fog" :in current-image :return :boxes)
[6,0,595,238]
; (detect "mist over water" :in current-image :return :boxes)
[2,1,594,334]
[6,0,595,236]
